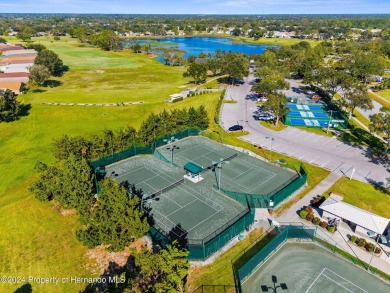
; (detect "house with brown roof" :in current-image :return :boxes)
[0,82,25,94]
[0,72,30,83]
[0,56,36,65]
[2,49,37,58]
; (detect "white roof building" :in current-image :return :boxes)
[320,194,389,235]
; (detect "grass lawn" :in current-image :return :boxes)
[0,36,220,293]
[323,177,390,218]
[187,228,264,291]
[369,91,390,108]
[259,121,286,131]
[235,36,321,47]
[374,89,390,102]
[353,110,371,128]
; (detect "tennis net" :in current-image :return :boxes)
[202,153,238,172]
[150,178,185,198]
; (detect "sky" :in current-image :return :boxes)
[0,0,390,14]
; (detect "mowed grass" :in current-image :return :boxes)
[235,36,321,47]
[0,36,220,293]
[323,177,390,218]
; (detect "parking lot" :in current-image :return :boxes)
[220,73,388,186]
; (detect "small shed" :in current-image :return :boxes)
[184,162,204,183]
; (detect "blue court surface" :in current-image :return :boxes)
[288,111,329,119]
[289,118,330,127]
[288,104,324,111]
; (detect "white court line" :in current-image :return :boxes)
[183,205,224,234]
[247,173,278,193]
[323,268,368,293]
[165,198,198,216]
[113,165,149,180]
[305,268,326,293]
[229,167,255,180]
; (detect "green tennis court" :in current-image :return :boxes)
[242,243,390,293]
[157,137,297,195]
[105,156,247,242]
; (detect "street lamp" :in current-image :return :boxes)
[261,276,288,292]
[167,145,180,166]
[368,234,380,273]
[213,158,229,191]
[265,136,275,163]
[326,110,338,134]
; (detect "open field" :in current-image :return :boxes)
[235,36,322,47]
[323,177,390,218]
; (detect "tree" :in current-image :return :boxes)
[343,84,373,118]
[35,49,64,76]
[252,67,290,95]
[304,67,351,100]
[221,52,249,83]
[264,93,289,126]
[369,107,390,155]
[77,178,149,251]
[0,89,21,122]
[134,241,189,292]
[24,43,47,52]
[91,30,122,51]
[183,62,207,84]
[57,154,94,209]
[206,58,222,76]
[29,162,60,202]
[142,43,151,54]
[131,42,141,53]
[347,52,387,83]
[16,27,34,41]
[28,64,50,86]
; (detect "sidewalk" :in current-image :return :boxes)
[276,172,341,222]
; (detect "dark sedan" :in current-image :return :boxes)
[228,125,243,131]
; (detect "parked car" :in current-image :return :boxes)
[228,125,243,131]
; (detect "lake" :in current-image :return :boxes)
[128,37,277,61]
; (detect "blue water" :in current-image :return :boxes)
[129,37,276,61]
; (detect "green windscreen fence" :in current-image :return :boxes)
[215,164,307,209]
[89,128,199,169]
[149,208,255,261]
[236,226,316,286]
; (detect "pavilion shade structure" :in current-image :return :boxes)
[184,162,203,174]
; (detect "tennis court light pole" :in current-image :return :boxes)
[213,158,229,191]
[327,110,334,134]
[265,136,275,163]
[167,145,180,166]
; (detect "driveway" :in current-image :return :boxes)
[221,73,389,186]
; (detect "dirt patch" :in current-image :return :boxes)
[84,238,147,275]
[95,70,105,74]
[61,208,77,216]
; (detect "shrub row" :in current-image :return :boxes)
[349,235,381,254]
[187,90,213,97]
[214,90,226,124]
[299,206,334,233]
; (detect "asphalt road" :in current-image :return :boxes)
[221,72,389,186]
